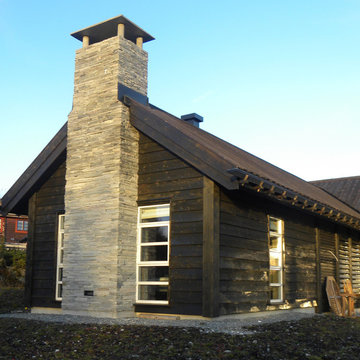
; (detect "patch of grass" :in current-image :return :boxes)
[0,287,25,313]
[0,315,360,359]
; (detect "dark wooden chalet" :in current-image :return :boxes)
[1,15,360,318]
[2,96,360,316]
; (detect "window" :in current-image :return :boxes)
[136,204,170,304]
[269,217,284,303]
[56,214,65,301]
[16,220,28,232]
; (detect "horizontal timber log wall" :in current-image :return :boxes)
[30,160,66,308]
[220,189,317,315]
[136,133,204,315]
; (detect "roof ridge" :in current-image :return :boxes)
[311,175,360,183]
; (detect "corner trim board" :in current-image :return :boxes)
[202,177,220,317]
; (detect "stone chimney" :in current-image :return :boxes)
[62,15,154,317]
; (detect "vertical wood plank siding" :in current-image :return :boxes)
[136,133,204,315]
[31,161,66,308]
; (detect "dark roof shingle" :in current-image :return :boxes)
[127,98,360,222]
[2,96,360,230]
[311,176,360,212]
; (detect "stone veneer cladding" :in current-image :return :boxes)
[63,35,147,317]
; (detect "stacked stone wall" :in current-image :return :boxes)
[63,35,147,317]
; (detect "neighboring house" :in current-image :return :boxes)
[311,176,360,213]
[1,15,360,318]
[0,200,28,247]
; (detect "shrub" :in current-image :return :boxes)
[0,244,26,287]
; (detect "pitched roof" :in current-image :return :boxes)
[126,97,360,228]
[2,96,360,230]
[311,176,360,213]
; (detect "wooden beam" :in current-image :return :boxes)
[349,237,353,284]
[335,232,339,284]
[24,193,37,308]
[202,177,220,317]
[315,227,322,313]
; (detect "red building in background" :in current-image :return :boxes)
[0,200,28,247]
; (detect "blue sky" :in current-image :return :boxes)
[1,0,360,196]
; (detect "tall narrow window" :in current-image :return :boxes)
[269,217,284,303]
[136,204,170,304]
[56,214,65,301]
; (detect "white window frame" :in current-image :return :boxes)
[269,217,284,303]
[16,220,24,231]
[55,214,65,301]
[136,204,170,305]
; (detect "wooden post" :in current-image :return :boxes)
[118,23,125,37]
[136,36,143,49]
[335,233,339,283]
[202,177,220,317]
[349,237,353,284]
[24,193,37,307]
[82,35,90,48]
[315,227,322,313]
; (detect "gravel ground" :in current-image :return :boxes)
[0,308,317,335]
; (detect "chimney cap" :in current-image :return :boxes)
[181,113,204,127]
[71,15,155,45]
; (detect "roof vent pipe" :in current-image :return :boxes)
[181,113,203,128]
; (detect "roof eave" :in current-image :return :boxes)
[228,167,360,231]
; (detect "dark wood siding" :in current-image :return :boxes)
[219,189,317,315]
[284,217,316,304]
[219,190,268,315]
[30,161,66,308]
[136,133,204,315]
[319,223,336,281]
